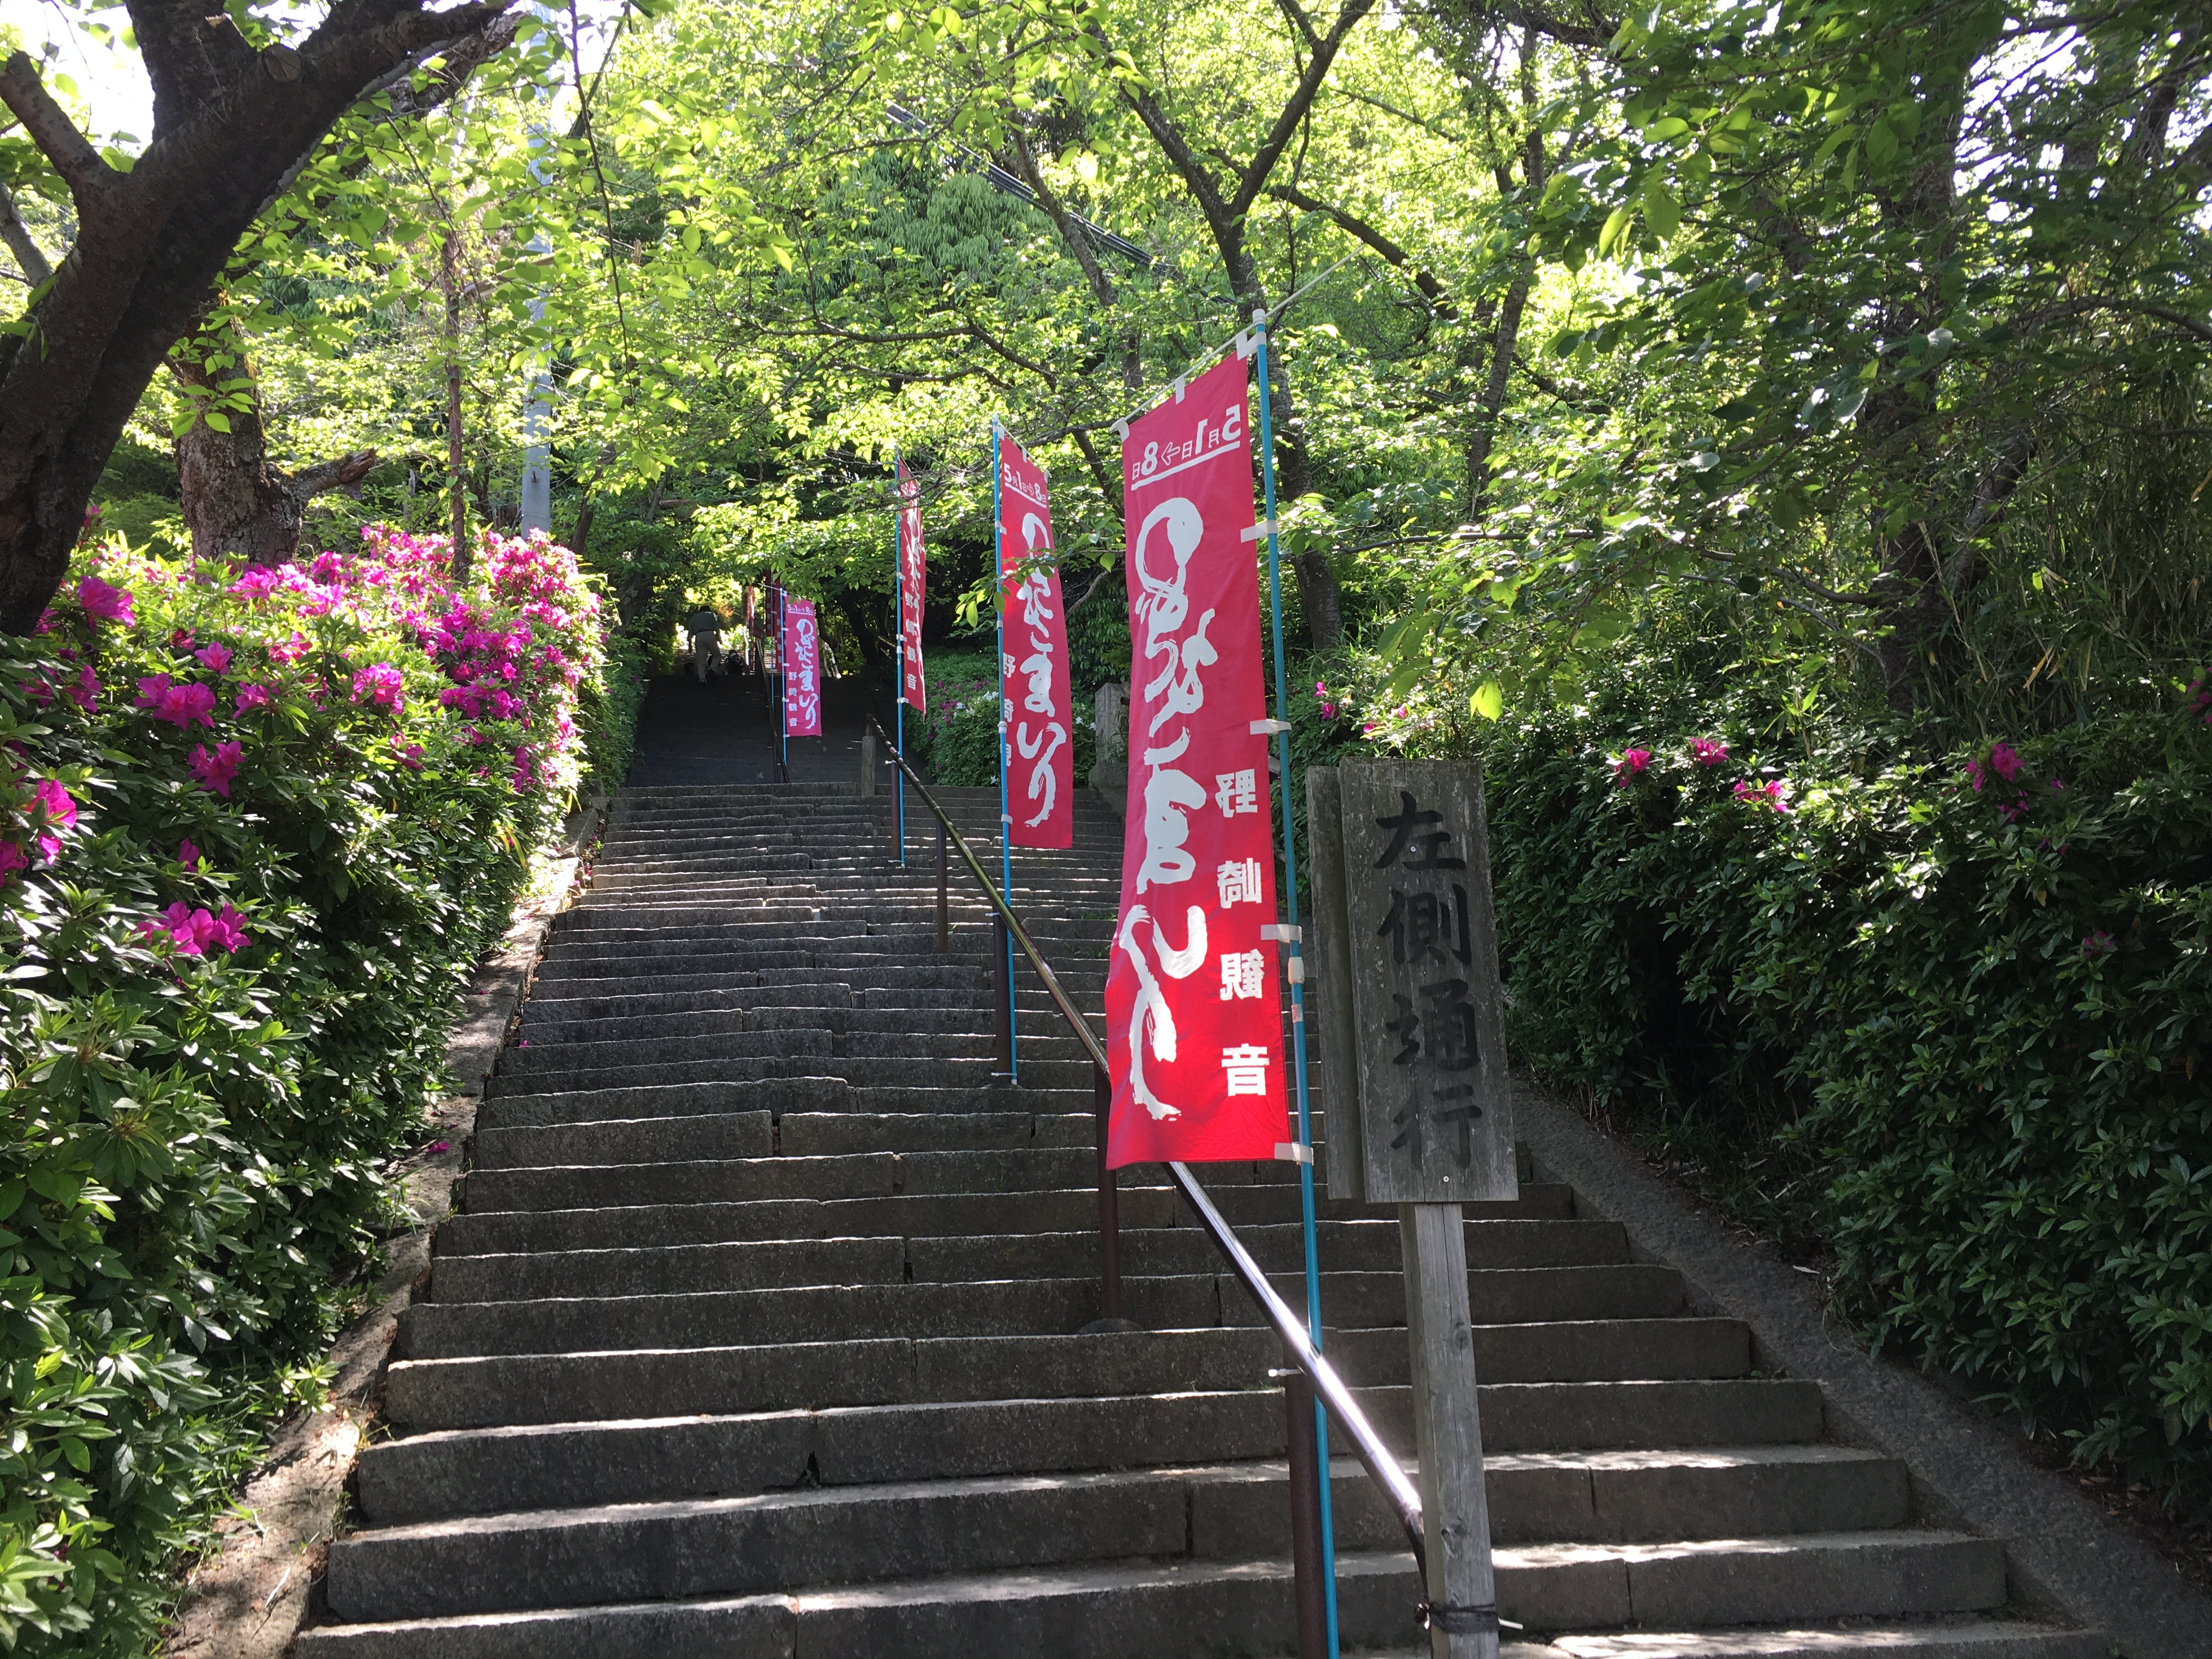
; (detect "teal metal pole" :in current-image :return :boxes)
[777,583,789,781]
[993,422,1018,1082]
[1253,309,1339,1657]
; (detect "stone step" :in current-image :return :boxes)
[325,1493,1999,1631]
[357,1393,1868,1530]
[475,1077,849,1132]
[426,1223,1638,1301]
[383,1317,1753,1429]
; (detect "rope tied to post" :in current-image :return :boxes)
[1419,1600,1500,1635]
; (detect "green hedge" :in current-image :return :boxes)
[1479,673,2212,1498]
[0,528,613,1651]
[910,648,1096,792]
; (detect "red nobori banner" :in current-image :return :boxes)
[997,435,1073,850]
[781,595,821,737]
[895,458,927,712]
[1105,351,1283,1167]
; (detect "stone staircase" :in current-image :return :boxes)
[300,778,2100,1656]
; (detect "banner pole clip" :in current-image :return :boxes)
[1240,518,1278,543]
[1261,923,1302,943]
[1273,1142,1314,1165]
[1251,718,1292,736]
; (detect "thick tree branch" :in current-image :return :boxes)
[1264,181,1453,313]
[1229,0,1379,222]
[0,179,54,286]
[0,53,120,221]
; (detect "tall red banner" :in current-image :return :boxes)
[1105,352,1284,1168]
[997,436,1073,850]
[781,596,821,737]
[895,458,927,712]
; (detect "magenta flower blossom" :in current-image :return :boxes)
[2081,930,2115,959]
[1963,759,1986,794]
[137,676,218,730]
[1692,737,1729,767]
[140,901,250,956]
[63,667,99,711]
[0,842,25,883]
[189,741,244,798]
[394,740,424,771]
[31,780,76,834]
[1989,741,2024,782]
[20,675,54,707]
[1613,748,1652,783]
[1734,777,1792,812]
[179,838,202,870]
[235,683,272,712]
[195,642,234,674]
[77,575,136,625]
[351,662,405,713]
[268,632,311,664]
[170,628,196,650]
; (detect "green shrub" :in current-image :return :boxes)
[1477,671,2212,1503]
[909,648,1094,793]
[0,527,611,1651]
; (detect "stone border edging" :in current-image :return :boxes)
[160,796,607,1659]
[1513,1077,2207,1659]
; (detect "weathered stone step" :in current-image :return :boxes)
[325,1493,1999,1632]
[476,1077,848,1132]
[386,1313,1752,1426]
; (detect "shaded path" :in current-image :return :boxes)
[624,669,877,789]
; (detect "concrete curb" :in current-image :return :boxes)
[1512,1076,2208,1659]
[160,797,607,1659]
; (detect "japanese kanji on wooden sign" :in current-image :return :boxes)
[1307,759,1514,1204]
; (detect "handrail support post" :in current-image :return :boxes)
[1282,1353,1330,1659]
[936,823,950,951]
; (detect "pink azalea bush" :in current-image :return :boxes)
[0,526,613,1646]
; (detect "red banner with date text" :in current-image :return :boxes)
[781,596,821,737]
[1104,351,1284,1167]
[896,458,927,712]
[997,435,1073,850]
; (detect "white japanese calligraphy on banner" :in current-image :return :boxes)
[996,435,1073,850]
[781,596,821,737]
[895,458,927,713]
[1104,351,1285,1168]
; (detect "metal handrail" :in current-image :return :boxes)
[866,718,1427,1568]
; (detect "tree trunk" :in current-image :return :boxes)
[0,7,514,635]
[172,315,375,566]
[442,222,471,583]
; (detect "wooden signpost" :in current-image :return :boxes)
[1308,759,1513,1659]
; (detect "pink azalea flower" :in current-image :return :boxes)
[350,662,405,713]
[1963,759,1986,794]
[189,741,244,798]
[0,841,25,883]
[1692,737,1729,767]
[179,838,201,869]
[170,628,196,650]
[2082,930,2115,958]
[268,632,311,664]
[195,642,234,675]
[2049,776,2065,792]
[76,575,135,625]
[1990,741,2024,782]
[137,677,218,730]
[1613,748,1652,783]
[394,741,424,771]
[201,905,250,952]
[235,683,272,712]
[1734,777,1792,812]
[31,779,76,834]
[63,668,99,711]
[20,675,54,707]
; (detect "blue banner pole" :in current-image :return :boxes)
[992,422,1018,1083]
[893,453,907,866]
[1252,308,1339,1657]
[776,583,789,782]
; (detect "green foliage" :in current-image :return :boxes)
[909,647,1095,790]
[0,528,611,1651]
[1471,645,2212,1504]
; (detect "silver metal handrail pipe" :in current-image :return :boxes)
[867,718,1427,1566]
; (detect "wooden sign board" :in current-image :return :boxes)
[1307,759,1514,1205]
